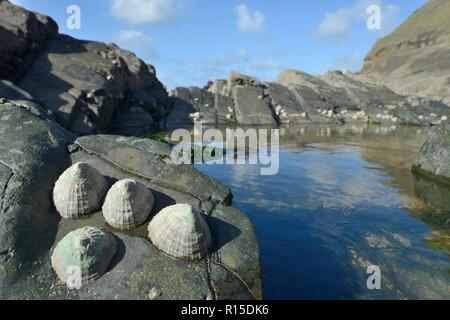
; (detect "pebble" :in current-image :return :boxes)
[147,287,161,300]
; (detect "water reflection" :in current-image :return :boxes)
[162,124,450,299]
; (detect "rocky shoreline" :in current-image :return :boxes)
[0,0,449,300]
[165,70,449,129]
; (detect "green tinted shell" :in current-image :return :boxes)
[51,227,116,285]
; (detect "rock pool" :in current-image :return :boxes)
[190,124,450,299]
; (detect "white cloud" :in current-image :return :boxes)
[234,4,266,33]
[327,52,364,72]
[201,50,250,67]
[114,30,159,60]
[109,0,186,25]
[116,30,153,43]
[197,49,285,85]
[250,57,284,71]
[316,0,400,43]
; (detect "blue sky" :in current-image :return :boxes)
[12,0,427,89]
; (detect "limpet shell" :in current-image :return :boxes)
[102,179,154,230]
[53,162,108,219]
[51,227,116,285]
[148,203,212,261]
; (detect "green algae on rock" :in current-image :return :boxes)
[51,227,116,286]
[102,179,154,230]
[148,204,212,261]
[53,162,109,219]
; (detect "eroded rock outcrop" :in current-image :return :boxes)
[0,0,169,136]
[0,99,262,300]
[167,69,450,128]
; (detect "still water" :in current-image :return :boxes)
[190,125,450,299]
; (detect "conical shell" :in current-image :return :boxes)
[53,162,109,219]
[148,203,212,261]
[51,227,116,285]
[102,179,154,230]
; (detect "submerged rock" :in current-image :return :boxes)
[51,227,116,285]
[102,179,154,230]
[148,204,212,261]
[53,162,109,219]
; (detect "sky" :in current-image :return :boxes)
[11,0,428,89]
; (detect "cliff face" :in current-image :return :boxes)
[360,0,450,104]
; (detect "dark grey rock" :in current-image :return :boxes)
[0,99,72,297]
[0,0,58,81]
[413,124,450,185]
[163,86,236,129]
[209,205,263,300]
[112,106,156,136]
[0,1,168,136]
[233,86,277,125]
[228,71,265,94]
[265,82,308,124]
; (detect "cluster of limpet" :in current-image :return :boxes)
[51,227,116,285]
[148,203,212,261]
[53,162,108,219]
[51,162,213,286]
[102,179,154,230]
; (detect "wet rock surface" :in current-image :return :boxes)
[0,100,262,299]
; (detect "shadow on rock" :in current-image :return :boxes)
[106,234,126,272]
[208,216,241,251]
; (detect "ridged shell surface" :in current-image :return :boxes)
[148,203,212,260]
[53,162,109,219]
[102,179,154,230]
[51,227,116,285]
